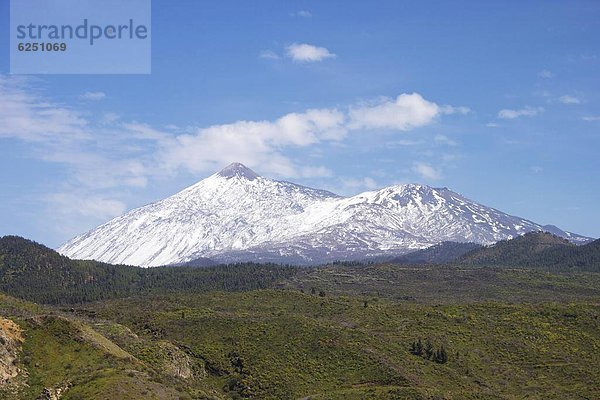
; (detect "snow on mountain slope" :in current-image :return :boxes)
[58,163,341,266]
[58,163,592,266]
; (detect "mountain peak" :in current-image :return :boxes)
[58,164,593,267]
[216,162,259,180]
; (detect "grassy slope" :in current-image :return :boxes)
[283,263,600,303]
[88,290,600,400]
[0,293,221,400]
[1,284,599,399]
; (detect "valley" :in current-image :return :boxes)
[1,234,599,399]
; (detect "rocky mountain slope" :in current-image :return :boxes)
[58,163,591,266]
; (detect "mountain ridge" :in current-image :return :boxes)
[459,231,600,271]
[0,235,297,304]
[390,241,483,264]
[58,163,592,267]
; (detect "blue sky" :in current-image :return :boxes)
[1,0,599,247]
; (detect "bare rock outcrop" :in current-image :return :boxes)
[0,317,24,386]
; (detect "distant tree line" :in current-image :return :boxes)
[0,236,299,305]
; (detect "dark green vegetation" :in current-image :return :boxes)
[390,242,482,264]
[0,236,296,304]
[390,232,600,271]
[284,263,600,303]
[2,233,599,306]
[410,339,448,364]
[1,234,599,399]
[460,232,600,271]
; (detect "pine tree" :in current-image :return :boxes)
[439,345,448,364]
[415,339,423,356]
[425,338,433,359]
[433,345,448,363]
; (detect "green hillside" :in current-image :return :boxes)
[0,236,297,304]
[460,232,600,271]
[2,289,599,399]
[284,263,600,303]
[0,292,222,400]
[390,242,482,264]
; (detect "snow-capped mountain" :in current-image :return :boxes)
[58,163,591,266]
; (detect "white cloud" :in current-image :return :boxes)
[387,139,423,146]
[0,75,89,143]
[0,75,157,236]
[362,177,378,189]
[434,134,457,146]
[159,108,346,178]
[558,95,581,104]
[441,153,461,162]
[349,93,441,130]
[259,50,280,60]
[3,75,464,189]
[160,93,467,178]
[295,10,312,17]
[43,191,129,239]
[79,91,106,101]
[338,177,379,193]
[538,69,554,79]
[41,148,150,189]
[582,116,600,121]
[300,166,333,178]
[412,162,442,180]
[1,74,471,238]
[102,112,119,124]
[486,122,499,128]
[46,192,126,219]
[536,90,552,98]
[123,122,170,141]
[285,43,335,62]
[498,106,544,119]
[440,105,471,115]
